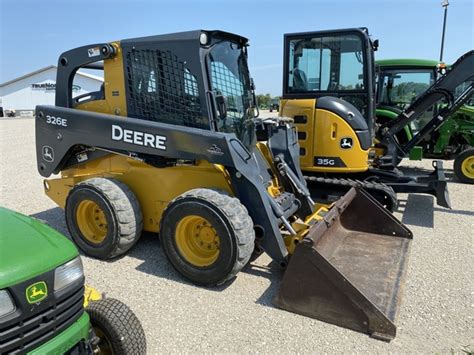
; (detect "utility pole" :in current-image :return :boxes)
[440,0,449,62]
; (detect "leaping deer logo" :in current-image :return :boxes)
[42,146,54,162]
[30,286,46,298]
[26,281,48,304]
[340,137,353,149]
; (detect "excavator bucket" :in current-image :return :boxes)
[274,188,412,341]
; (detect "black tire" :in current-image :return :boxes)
[160,188,255,286]
[87,298,146,354]
[65,178,143,259]
[454,147,474,184]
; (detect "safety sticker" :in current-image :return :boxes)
[88,47,101,57]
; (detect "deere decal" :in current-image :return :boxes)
[26,281,48,304]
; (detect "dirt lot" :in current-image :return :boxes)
[1,116,472,353]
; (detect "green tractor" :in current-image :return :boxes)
[376,58,474,183]
[0,207,146,354]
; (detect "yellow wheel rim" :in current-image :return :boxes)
[175,215,220,267]
[461,155,474,179]
[76,200,108,244]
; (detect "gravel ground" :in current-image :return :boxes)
[1,116,472,353]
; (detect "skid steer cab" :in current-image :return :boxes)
[36,30,412,340]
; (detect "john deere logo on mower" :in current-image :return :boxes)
[26,281,48,304]
[340,137,353,149]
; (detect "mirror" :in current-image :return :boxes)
[373,39,379,51]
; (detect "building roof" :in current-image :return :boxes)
[0,65,103,87]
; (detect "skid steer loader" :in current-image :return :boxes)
[279,28,473,211]
[35,30,412,340]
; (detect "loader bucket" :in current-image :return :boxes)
[274,187,412,341]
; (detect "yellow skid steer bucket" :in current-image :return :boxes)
[274,188,412,341]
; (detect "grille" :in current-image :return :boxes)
[0,285,84,354]
[125,48,206,129]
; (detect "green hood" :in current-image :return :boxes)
[0,207,78,289]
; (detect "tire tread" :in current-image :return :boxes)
[87,298,146,354]
[164,188,255,285]
[69,178,143,258]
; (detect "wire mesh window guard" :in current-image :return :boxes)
[210,61,250,137]
[125,48,207,129]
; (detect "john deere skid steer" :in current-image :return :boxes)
[279,28,473,210]
[36,30,412,340]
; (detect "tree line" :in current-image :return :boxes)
[256,94,280,109]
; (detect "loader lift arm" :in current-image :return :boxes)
[378,50,474,166]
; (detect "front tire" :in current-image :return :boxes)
[160,188,255,286]
[87,298,147,354]
[65,178,143,259]
[454,148,474,184]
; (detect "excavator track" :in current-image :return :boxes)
[305,175,398,211]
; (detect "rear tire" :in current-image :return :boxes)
[454,148,474,184]
[87,298,146,354]
[65,178,143,259]
[160,188,255,286]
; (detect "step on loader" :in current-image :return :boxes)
[35,30,412,340]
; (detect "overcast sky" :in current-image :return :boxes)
[1,0,472,96]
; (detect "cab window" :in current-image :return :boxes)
[379,70,434,108]
[287,35,365,93]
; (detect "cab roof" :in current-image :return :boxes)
[121,29,248,46]
[375,58,440,68]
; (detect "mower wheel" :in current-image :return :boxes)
[160,188,255,286]
[66,178,143,259]
[87,298,146,354]
[454,148,474,184]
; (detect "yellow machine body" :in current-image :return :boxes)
[280,98,370,173]
[45,156,233,233]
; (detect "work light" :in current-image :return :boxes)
[54,257,84,292]
[200,32,209,45]
[0,290,15,317]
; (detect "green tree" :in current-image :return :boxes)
[256,93,272,108]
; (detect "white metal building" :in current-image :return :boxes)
[0,66,103,117]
